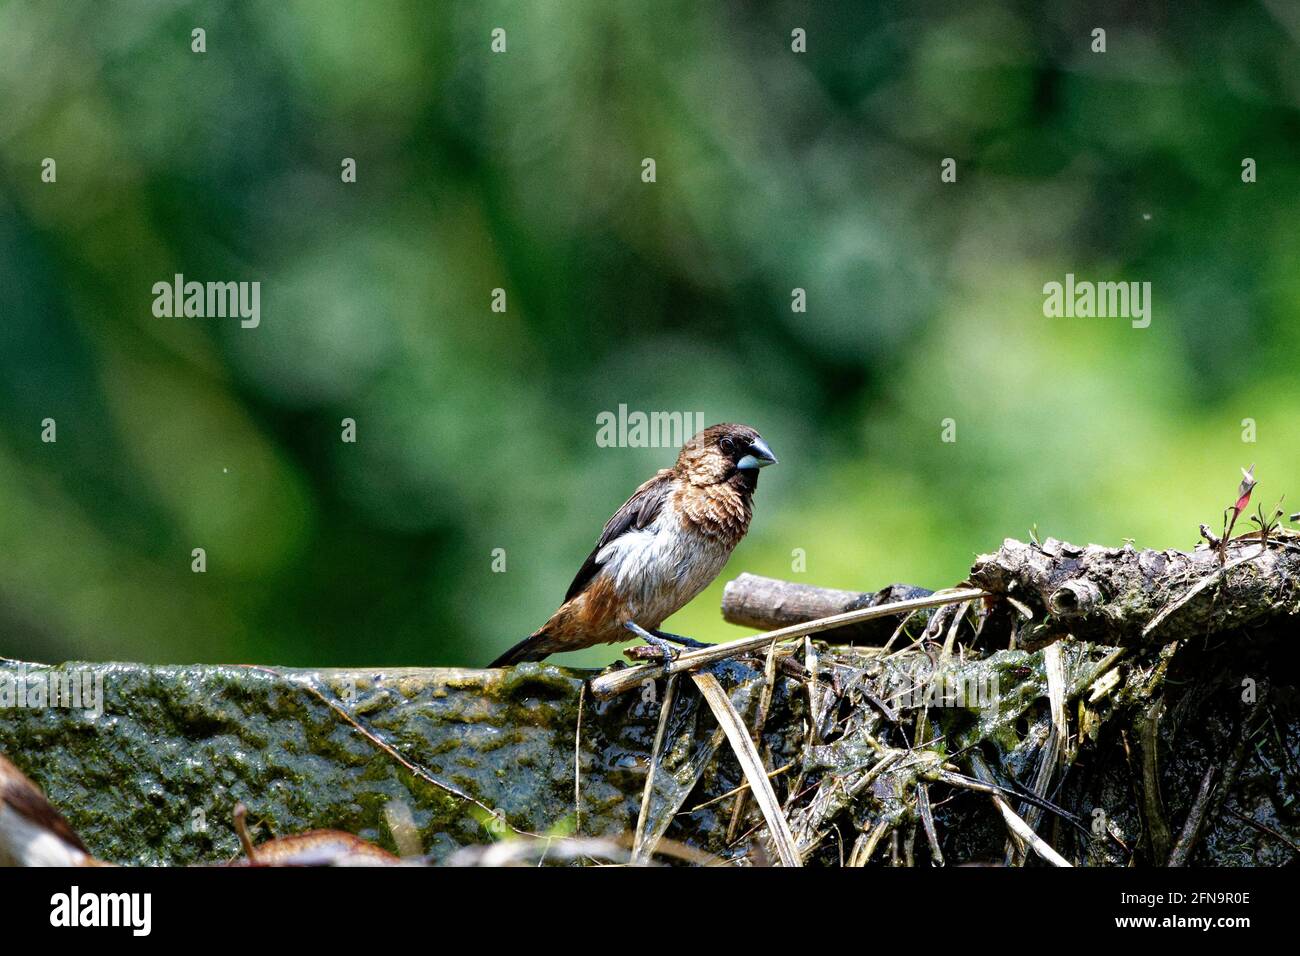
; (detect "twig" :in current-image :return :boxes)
[849,821,890,866]
[446,835,635,867]
[632,675,677,864]
[846,831,868,867]
[240,665,527,835]
[886,602,955,661]
[846,750,904,799]
[1136,696,1173,862]
[948,757,1087,835]
[685,762,797,814]
[692,671,802,867]
[574,682,586,835]
[1168,765,1216,866]
[726,643,778,842]
[939,600,970,662]
[917,783,944,866]
[849,672,901,724]
[969,753,1072,867]
[1225,805,1300,857]
[805,637,828,744]
[881,609,921,653]
[1009,644,1067,865]
[232,802,258,861]
[1208,709,1266,824]
[611,832,728,867]
[589,588,988,699]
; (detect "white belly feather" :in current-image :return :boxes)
[593,508,733,628]
[0,804,89,866]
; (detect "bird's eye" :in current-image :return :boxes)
[719,437,735,455]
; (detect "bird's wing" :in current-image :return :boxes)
[563,469,674,602]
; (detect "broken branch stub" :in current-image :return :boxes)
[722,573,936,639]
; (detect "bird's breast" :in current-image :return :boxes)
[593,507,736,627]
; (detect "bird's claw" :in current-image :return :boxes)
[624,621,680,665]
[642,633,680,665]
[652,628,710,649]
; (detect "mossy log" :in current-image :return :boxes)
[0,660,804,865]
[1,534,1298,865]
[969,535,1300,650]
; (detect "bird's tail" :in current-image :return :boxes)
[488,631,552,667]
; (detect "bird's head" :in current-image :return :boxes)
[677,423,778,488]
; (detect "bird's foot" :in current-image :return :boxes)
[624,621,679,665]
[652,628,711,650]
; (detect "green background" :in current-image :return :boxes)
[1,1,1297,668]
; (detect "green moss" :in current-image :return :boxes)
[0,659,804,864]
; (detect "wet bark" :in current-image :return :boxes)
[967,535,1300,650]
[721,573,935,642]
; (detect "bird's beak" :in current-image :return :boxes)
[737,437,778,470]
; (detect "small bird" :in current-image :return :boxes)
[0,753,104,867]
[490,423,777,666]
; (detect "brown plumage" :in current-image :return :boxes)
[490,423,777,666]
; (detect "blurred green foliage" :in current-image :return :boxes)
[1,1,1298,668]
